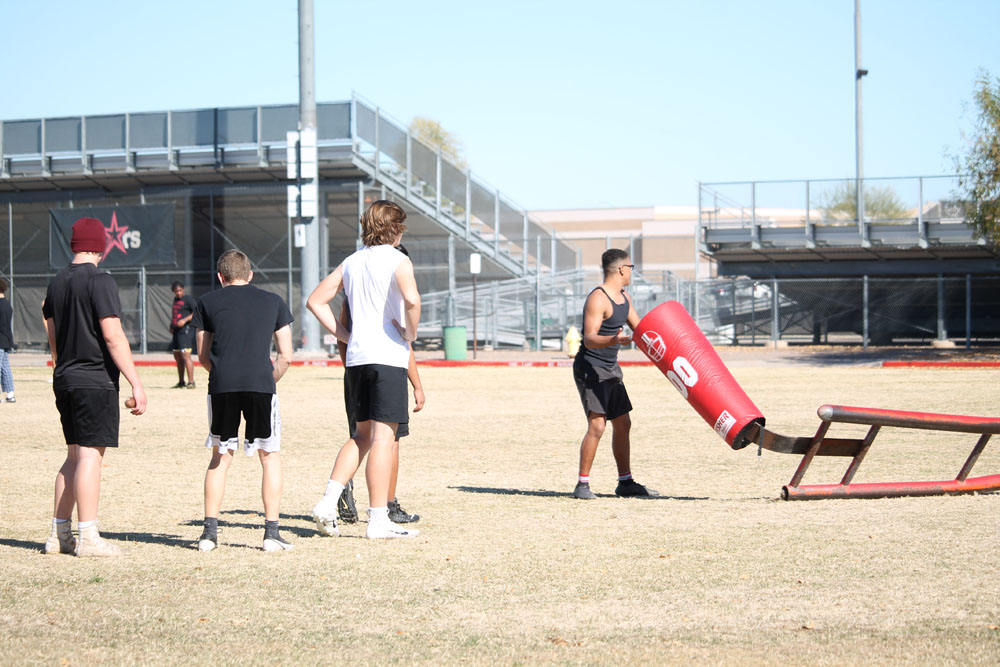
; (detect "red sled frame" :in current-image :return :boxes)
[748,405,1000,500]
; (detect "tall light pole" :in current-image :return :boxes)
[854,0,869,241]
[298,0,321,350]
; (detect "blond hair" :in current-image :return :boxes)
[216,249,251,282]
[361,200,407,247]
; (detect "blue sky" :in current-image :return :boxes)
[3,1,998,210]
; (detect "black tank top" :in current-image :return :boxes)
[579,287,628,367]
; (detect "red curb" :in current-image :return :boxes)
[881,361,1000,368]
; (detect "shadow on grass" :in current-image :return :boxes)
[449,485,709,501]
[177,517,320,538]
[0,537,43,552]
[101,532,194,549]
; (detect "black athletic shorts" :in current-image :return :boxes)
[345,363,408,426]
[54,388,120,448]
[170,325,196,352]
[206,392,281,455]
[343,374,409,439]
[573,355,632,421]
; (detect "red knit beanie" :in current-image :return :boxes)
[71,217,107,253]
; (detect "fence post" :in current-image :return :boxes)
[966,274,972,349]
[936,273,947,341]
[771,277,779,342]
[491,280,499,349]
[862,275,869,350]
[140,266,147,354]
[535,260,542,351]
[731,279,737,344]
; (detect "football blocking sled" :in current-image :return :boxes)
[633,301,1000,500]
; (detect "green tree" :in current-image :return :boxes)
[410,116,467,169]
[954,71,1000,244]
[819,181,910,222]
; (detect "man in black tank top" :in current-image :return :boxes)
[571,249,658,499]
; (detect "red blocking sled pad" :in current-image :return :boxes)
[633,300,1000,500]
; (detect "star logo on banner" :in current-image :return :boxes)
[102,212,130,261]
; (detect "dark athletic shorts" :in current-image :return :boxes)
[205,392,281,456]
[170,325,196,352]
[345,363,408,426]
[573,355,632,421]
[54,388,120,448]
[343,374,409,439]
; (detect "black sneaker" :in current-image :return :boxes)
[615,479,659,497]
[337,480,358,523]
[197,533,217,552]
[388,499,419,523]
[572,482,597,499]
[172,381,186,389]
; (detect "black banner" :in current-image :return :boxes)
[49,204,176,268]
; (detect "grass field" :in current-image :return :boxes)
[1,362,999,665]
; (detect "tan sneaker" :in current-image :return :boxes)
[43,522,76,555]
[75,524,125,557]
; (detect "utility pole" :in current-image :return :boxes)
[297,0,321,351]
[855,0,869,242]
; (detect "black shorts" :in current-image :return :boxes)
[54,388,120,448]
[170,325,196,352]
[345,363,408,426]
[206,392,281,455]
[573,356,632,421]
[343,374,409,439]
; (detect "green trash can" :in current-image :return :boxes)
[443,325,467,360]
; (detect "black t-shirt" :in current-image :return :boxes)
[0,298,13,350]
[42,263,122,391]
[171,294,196,330]
[192,284,294,394]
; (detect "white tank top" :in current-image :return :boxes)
[342,244,409,368]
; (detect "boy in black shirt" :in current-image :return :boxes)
[192,250,294,552]
[42,217,147,557]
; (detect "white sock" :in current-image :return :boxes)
[368,506,389,523]
[325,480,345,498]
[53,517,69,526]
[578,475,590,484]
[6,392,13,399]
[78,519,97,530]
[618,472,633,482]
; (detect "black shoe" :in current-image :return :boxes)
[197,533,217,552]
[337,480,358,523]
[615,479,659,497]
[388,499,419,523]
[172,381,186,389]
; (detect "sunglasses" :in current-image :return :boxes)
[620,264,635,270]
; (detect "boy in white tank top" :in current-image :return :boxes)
[306,201,421,539]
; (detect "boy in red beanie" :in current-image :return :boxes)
[42,217,147,557]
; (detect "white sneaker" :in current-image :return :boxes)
[366,519,419,539]
[311,497,340,537]
[263,535,294,552]
[43,522,76,555]
[197,538,217,552]
[76,524,125,557]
